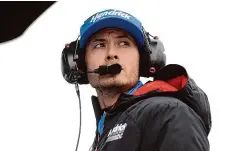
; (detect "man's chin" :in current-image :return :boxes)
[93,80,133,91]
[90,78,122,87]
[89,75,137,90]
[99,81,124,88]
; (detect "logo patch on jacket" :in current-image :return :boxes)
[106,123,127,142]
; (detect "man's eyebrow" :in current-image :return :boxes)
[116,35,133,40]
[90,38,106,43]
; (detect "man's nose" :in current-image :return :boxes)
[106,55,118,60]
[105,44,119,61]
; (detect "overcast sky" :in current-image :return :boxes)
[0,0,225,150]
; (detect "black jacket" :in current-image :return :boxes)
[90,64,211,151]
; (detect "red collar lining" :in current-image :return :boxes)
[132,75,188,96]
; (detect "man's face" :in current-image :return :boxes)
[85,28,140,91]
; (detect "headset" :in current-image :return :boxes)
[61,27,166,85]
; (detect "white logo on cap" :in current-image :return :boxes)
[90,10,131,23]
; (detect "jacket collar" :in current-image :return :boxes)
[91,91,143,125]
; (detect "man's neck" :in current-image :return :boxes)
[96,86,123,110]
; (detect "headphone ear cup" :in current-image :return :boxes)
[61,40,88,84]
[61,41,78,84]
[139,36,166,78]
[149,38,166,72]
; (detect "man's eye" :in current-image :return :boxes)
[118,41,130,46]
[94,43,105,48]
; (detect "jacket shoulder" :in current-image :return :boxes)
[137,96,210,151]
[133,96,188,124]
[137,95,183,111]
[136,64,211,135]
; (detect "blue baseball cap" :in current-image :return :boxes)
[79,9,144,49]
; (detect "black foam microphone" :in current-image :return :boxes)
[88,64,122,75]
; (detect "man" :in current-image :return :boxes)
[61,9,211,151]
